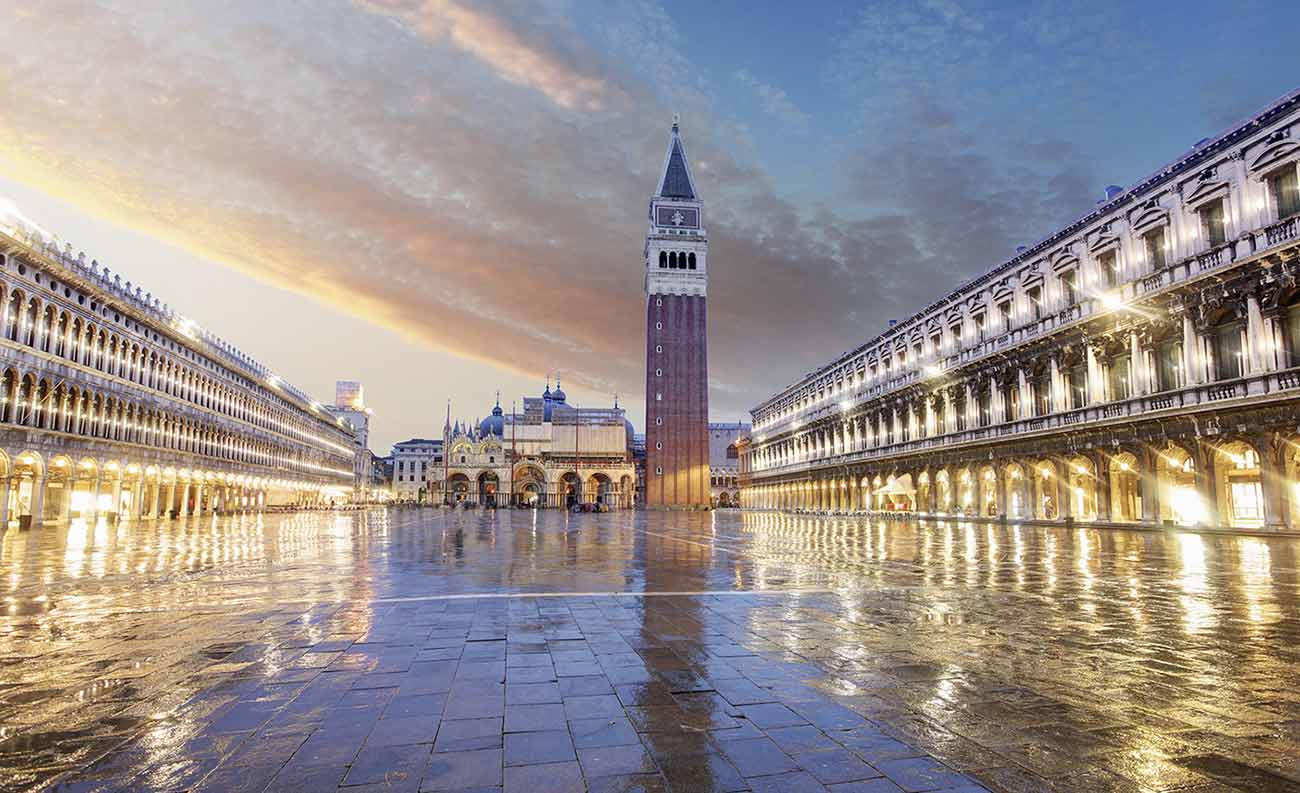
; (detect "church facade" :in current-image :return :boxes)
[430,382,636,509]
[644,118,710,508]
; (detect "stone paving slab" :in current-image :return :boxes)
[1,510,1299,791]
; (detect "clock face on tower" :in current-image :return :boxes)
[655,206,699,229]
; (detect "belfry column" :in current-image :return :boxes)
[644,116,710,508]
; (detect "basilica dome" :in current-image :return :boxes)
[478,400,505,437]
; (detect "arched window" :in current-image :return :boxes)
[669,252,678,269]
[659,251,666,268]
[4,291,20,340]
[688,252,696,270]
[24,298,38,347]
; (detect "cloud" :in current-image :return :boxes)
[356,0,618,112]
[734,70,811,132]
[0,0,1183,431]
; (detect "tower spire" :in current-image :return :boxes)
[655,117,698,200]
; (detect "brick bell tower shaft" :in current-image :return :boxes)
[644,116,710,508]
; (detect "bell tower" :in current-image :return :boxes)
[644,116,709,508]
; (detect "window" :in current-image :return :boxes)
[655,297,662,307]
[688,253,697,269]
[655,344,662,353]
[998,301,1011,331]
[1144,227,1167,270]
[1027,286,1042,320]
[1272,166,1300,219]
[1284,298,1300,368]
[1060,271,1077,306]
[1067,363,1087,409]
[655,417,662,425]
[1201,200,1226,247]
[930,334,941,354]
[1108,354,1130,400]
[913,343,923,362]
[1213,319,1244,381]
[974,314,986,342]
[1099,250,1118,289]
[655,466,662,475]
[977,385,991,427]
[655,368,662,377]
[655,322,662,330]
[655,441,662,450]
[951,325,962,347]
[1003,384,1018,423]
[726,444,738,459]
[1157,340,1183,391]
[655,392,662,401]
[658,251,666,268]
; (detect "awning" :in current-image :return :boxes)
[874,473,915,496]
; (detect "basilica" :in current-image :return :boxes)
[429,381,637,509]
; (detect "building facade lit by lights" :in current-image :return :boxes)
[326,379,378,501]
[708,422,749,508]
[392,437,441,502]
[431,383,636,509]
[744,88,1300,532]
[0,221,356,526]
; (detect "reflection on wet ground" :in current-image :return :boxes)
[1,510,1299,792]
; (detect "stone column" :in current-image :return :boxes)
[1139,447,1162,526]
[132,480,145,519]
[179,484,192,517]
[1182,314,1202,385]
[1086,347,1104,404]
[1054,458,1073,521]
[29,477,47,528]
[1093,450,1112,522]
[1017,369,1030,418]
[1246,295,1268,374]
[86,476,101,522]
[1255,436,1287,531]
[1050,357,1064,412]
[57,480,73,523]
[1195,447,1220,527]
[149,482,162,519]
[108,479,123,521]
[1129,332,1144,396]
[1020,462,1037,519]
[0,477,9,527]
[162,483,175,518]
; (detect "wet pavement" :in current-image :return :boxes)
[1,510,1299,793]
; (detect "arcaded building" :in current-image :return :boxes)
[644,118,710,508]
[744,89,1300,531]
[0,221,356,526]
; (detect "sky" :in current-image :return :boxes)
[1,0,1297,453]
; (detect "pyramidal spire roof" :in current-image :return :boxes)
[655,115,698,200]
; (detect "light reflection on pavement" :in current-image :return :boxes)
[0,508,1297,792]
